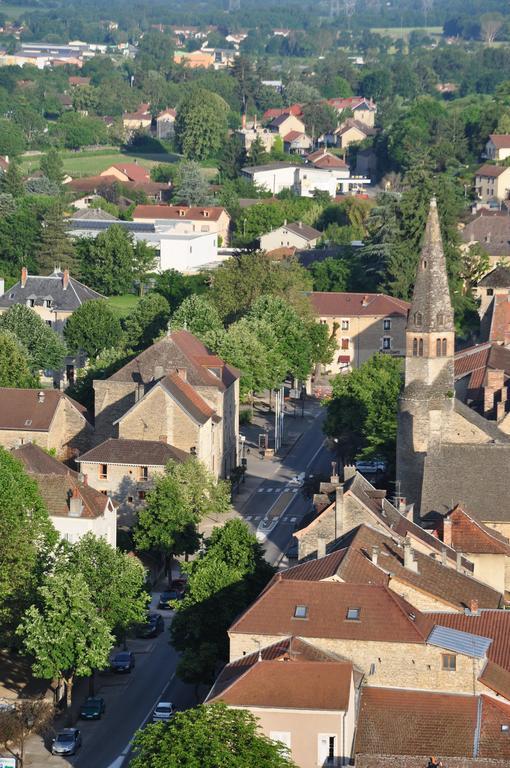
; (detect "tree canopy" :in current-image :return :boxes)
[64,299,123,358]
[0,304,67,372]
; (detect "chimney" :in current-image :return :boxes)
[317,537,327,559]
[242,112,247,129]
[37,390,45,404]
[176,367,187,381]
[283,219,287,226]
[21,266,28,288]
[335,484,344,538]
[62,268,69,291]
[154,365,164,380]
[298,220,302,228]
[361,295,369,307]
[343,464,356,481]
[0,278,4,297]
[441,546,447,566]
[82,473,88,486]
[403,537,418,573]
[443,516,452,547]
[135,383,144,402]
[398,496,407,513]
[371,546,379,566]
[69,487,83,517]
[330,461,339,484]
[469,599,479,616]
[456,551,463,572]
[159,435,168,443]
[254,113,257,128]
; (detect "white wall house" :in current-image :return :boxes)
[241,163,370,198]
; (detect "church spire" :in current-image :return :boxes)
[406,197,454,335]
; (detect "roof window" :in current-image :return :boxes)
[501,724,509,733]
[346,607,360,621]
[24,419,32,426]
[294,605,308,619]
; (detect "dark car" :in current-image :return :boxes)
[171,578,187,597]
[51,728,82,756]
[79,696,105,720]
[137,613,164,638]
[110,651,135,673]
[158,590,179,609]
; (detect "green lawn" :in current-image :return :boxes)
[19,148,182,178]
[106,294,142,318]
[371,26,443,40]
[1,3,41,18]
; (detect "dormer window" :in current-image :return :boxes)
[422,259,427,269]
[202,209,210,218]
[294,605,308,619]
[414,312,423,326]
[437,312,444,325]
[178,209,186,217]
[346,607,360,621]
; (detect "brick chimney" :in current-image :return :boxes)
[330,461,339,484]
[317,537,327,559]
[343,464,356,481]
[176,367,187,381]
[443,516,452,547]
[62,268,69,291]
[335,484,344,538]
[242,113,247,129]
[371,545,379,566]
[469,599,479,616]
[403,537,418,573]
[37,390,45,404]
[159,435,168,443]
[69,487,83,517]
[21,266,28,288]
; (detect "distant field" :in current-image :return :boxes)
[0,3,40,18]
[106,294,142,318]
[371,26,443,40]
[19,148,181,178]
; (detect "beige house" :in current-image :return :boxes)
[310,292,410,374]
[461,211,510,269]
[0,388,92,459]
[78,437,188,525]
[122,104,152,132]
[328,97,376,128]
[236,122,275,152]
[260,221,321,252]
[99,163,150,184]
[335,119,376,150]
[485,134,510,162]
[156,108,176,139]
[206,639,358,768]
[174,50,215,68]
[132,204,231,246]
[268,113,306,138]
[475,164,510,202]
[13,442,116,546]
[93,330,240,479]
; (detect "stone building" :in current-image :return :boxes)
[92,330,240,479]
[396,199,510,534]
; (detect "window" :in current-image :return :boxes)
[383,318,391,331]
[99,464,108,480]
[413,338,418,356]
[127,496,134,503]
[436,338,442,356]
[346,607,360,620]
[442,338,447,356]
[341,338,349,350]
[328,736,335,764]
[422,259,427,269]
[139,465,148,481]
[414,312,423,326]
[382,337,391,350]
[44,299,52,308]
[318,734,337,766]
[200,225,210,232]
[46,320,52,327]
[442,653,456,671]
[138,490,146,500]
[294,605,308,619]
[24,419,32,426]
[100,490,108,496]
[487,288,494,296]
[27,299,35,307]
[9,292,15,299]
[437,312,444,325]
[341,319,349,330]
[418,338,423,356]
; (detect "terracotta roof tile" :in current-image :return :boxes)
[230,581,433,643]
[480,696,510,760]
[0,389,88,431]
[12,442,78,476]
[477,164,508,178]
[490,295,510,344]
[429,610,510,671]
[309,291,409,318]
[489,134,510,149]
[108,164,150,183]
[78,438,188,465]
[161,373,215,423]
[479,660,510,700]
[445,506,510,555]
[133,204,227,222]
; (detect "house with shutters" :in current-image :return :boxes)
[260,221,321,252]
[132,204,231,246]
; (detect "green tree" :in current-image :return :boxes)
[171,520,273,684]
[36,204,76,273]
[124,292,170,351]
[0,331,35,388]
[64,300,123,358]
[0,163,24,198]
[154,269,205,309]
[301,101,338,140]
[132,241,157,295]
[0,304,66,372]
[134,458,231,569]
[218,134,247,181]
[247,135,268,167]
[39,149,66,187]
[170,295,223,343]
[175,88,229,160]
[0,193,15,218]
[309,256,351,291]
[55,112,108,150]
[324,353,403,467]
[17,570,114,709]
[0,448,56,642]
[173,161,212,206]
[0,120,25,157]
[78,225,135,295]
[132,703,297,768]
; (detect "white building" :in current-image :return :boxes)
[241,162,370,198]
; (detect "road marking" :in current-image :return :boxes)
[257,488,265,493]
[291,517,297,522]
[266,488,274,492]
[245,515,252,521]
[306,440,326,470]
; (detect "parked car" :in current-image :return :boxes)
[51,729,82,756]
[289,472,306,487]
[158,590,179,609]
[137,613,164,638]
[355,460,386,474]
[152,701,175,723]
[79,696,105,720]
[110,651,135,673]
[170,578,187,598]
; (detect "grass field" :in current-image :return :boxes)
[18,147,183,178]
[371,26,443,40]
[106,294,142,318]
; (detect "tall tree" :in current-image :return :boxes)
[0,448,56,643]
[170,295,223,343]
[0,331,35,388]
[132,703,297,768]
[64,300,123,359]
[0,304,67,372]
[173,161,212,206]
[18,570,114,709]
[36,204,76,273]
[175,88,229,160]
[247,135,268,167]
[132,241,157,296]
[301,101,338,141]
[39,149,66,187]
[0,163,24,198]
[78,225,135,295]
[123,292,170,351]
[218,135,247,181]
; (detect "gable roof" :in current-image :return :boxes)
[454,343,510,395]
[429,609,510,671]
[476,164,508,178]
[489,134,510,149]
[479,265,510,287]
[270,113,303,128]
[461,211,510,257]
[78,438,188,466]
[160,373,215,424]
[0,270,103,311]
[445,505,510,556]
[287,523,503,610]
[0,389,89,432]
[12,442,78,475]
[276,221,321,242]
[283,130,307,143]
[229,580,434,644]
[133,205,227,222]
[156,108,176,119]
[207,658,352,711]
[328,96,376,111]
[355,687,510,761]
[71,207,118,221]
[335,117,377,137]
[309,291,409,318]
[310,152,348,169]
[490,295,510,344]
[106,163,150,183]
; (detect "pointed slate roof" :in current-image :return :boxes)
[406,198,454,334]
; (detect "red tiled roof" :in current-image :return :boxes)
[429,610,510,671]
[12,442,78,475]
[108,163,150,182]
[283,130,305,142]
[161,373,215,423]
[0,389,88,431]
[262,104,303,121]
[489,134,510,149]
[490,295,510,344]
[479,696,510,760]
[454,343,491,391]
[310,292,409,317]
[477,164,508,178]
[68,76,90,86]
[207,659,352,710]
[328,97,375,111]
[67,175,168,194]
[133,205,227,222]
[479,660,510,700]
[445,506,510,555]
[157,108,176,119]
[230,581,433,643]
[312,153,348,169]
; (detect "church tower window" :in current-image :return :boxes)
[413,338,418,356]
[414,312,423,326]
[418,339,424,356]
[436,338,441,356]
[442,338,447,356]
[437,312,444,325]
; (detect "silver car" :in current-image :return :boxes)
[52,728,82,755]
[152,701,175,723]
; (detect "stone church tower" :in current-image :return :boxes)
[396,198,456,510]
